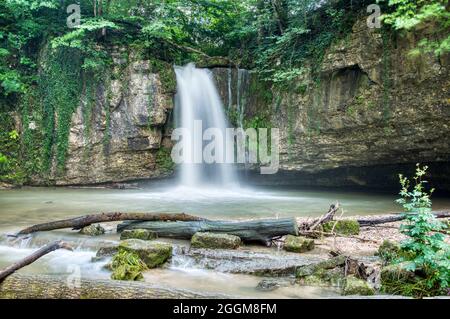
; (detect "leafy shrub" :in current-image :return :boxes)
[392,164,450,296]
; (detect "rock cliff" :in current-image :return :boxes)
[49,48,176,185]
[212,18,450,191]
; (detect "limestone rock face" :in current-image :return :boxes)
[46,48,175,185]
[119,239,172,269]
[191,232,241,249]
[211,17,450,191]
[283,235,314,253]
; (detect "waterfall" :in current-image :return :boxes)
[236,69,249,129]
[174,63,238,188]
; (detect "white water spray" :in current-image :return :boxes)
[174,63,238,187]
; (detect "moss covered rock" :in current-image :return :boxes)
[342,275,375,296]
[119,239,172,268]
[296,255,347,278]
[110,250,147,281]
[283,235,314,253]
[191,232,241,249]
[301,267,346,288]
[380,262,415,284]
[79,224,105,236]
[377,240,401,262]
[323,220,360,235]
[120,229,157,241]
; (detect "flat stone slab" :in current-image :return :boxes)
[172,248,327,276]
[191,232,241,249]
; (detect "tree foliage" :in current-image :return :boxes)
[379,0,450,56]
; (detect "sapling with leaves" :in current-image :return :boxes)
[395,164,450,295]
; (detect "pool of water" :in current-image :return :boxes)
[1,184,449,298]
[4,183,447,232]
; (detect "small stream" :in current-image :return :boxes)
[1,185,450,297]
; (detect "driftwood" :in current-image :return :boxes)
[118,218,299,243]
[17,212,206,235]
[0,241,72,282]
[307,203,340,231]
[0,273,236,299]
[357,211,450,227]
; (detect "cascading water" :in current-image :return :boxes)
[174,63,238,188]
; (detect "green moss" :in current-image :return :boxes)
[150,59,176,93]
[110,249,147,281]
[119,239,172,268]
[0,113,24,184]
[191,232,241,249]
[39,47,83,173]
[323,220,360,236]
[120,229,157,241]
[380,262,442,297]
[377,240,401,263]
[156,147,175,173]
[283,235,314,253]
[342,275,375,296]
[299,264,346,288]
[296,256,347,278]
[103,72,112,154]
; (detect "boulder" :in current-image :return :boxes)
[79,224,105,236]
[191,232,241,249]
[110,250,147,281]
[323,220,360,235]
[119,239,172,268]
[377,240,401,262]
[120,229,157,241]
[283,235,314,253]
[342,275,375,296]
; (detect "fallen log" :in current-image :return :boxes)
[0,240,72,281]
[118,218,298,243]
[17,212,206,235]
[357,211,450,227]
[0,273,236,299]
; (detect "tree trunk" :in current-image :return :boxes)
[118,218,298,243]
[17,213,206,235]
[357,211,450,226]
[0,241,72,281]
[0,274,235,299]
